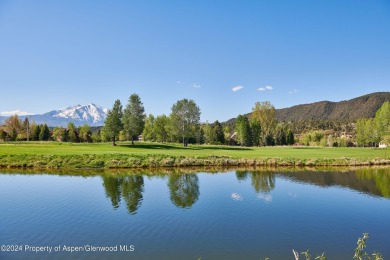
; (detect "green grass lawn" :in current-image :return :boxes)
[0,141,388,160]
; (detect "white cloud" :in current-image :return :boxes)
[231,192,243,201]
[0,110,33,116]
[257,85,273,91]
[257,194,272,203]
[232,85,244,92]
[288,89,299,94]
[192,83,201,88]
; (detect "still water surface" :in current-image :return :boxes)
[1,168,390,259]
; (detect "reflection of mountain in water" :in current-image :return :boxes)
[278,168,390,198]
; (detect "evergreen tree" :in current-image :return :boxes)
[274,124,287,145]
[286,129,295,145]
[211,120,225,144]
[104,99,123,146]
[67,122,78,142]
[39,124,50,141]
[123,94,146,144]
[264,133,275,146]
[32,124,41,141]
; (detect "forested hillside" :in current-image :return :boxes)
[225,92,390,125]
[277,92,390,122]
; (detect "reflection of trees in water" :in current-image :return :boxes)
[251,171,275,193]
[235,170,276,193]
[102,176,122,208]
[235,170,249,181]
[169,174,199,209]
[102,175,144,214]
[356,168,390,198]
[281,168,390,199]
[121,176,144,214]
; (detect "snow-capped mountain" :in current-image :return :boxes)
[49,104,108,124]
[0,104,108,127]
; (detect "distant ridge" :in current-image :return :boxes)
[0,104,108,127]
[225,92,390,124]
[1,92,389,127]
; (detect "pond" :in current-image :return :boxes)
[1,167,389,259]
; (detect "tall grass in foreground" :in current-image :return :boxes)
[291,233,383,260]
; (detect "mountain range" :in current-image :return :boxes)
[1,92,389,127]
[0,104,108,127]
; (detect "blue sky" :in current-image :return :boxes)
[0,0,389,122]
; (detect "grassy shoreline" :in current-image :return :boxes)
[0,142,389,169]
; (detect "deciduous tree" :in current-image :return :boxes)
[170,99,201,147]
[235,115,252,146]
[78,124,92,142]
[154,114,170,142]
[251,101,277,145]
[142,114,156,141]
[4,115,22,141]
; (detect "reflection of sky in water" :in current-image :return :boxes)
[231,192,243,201]
[257,194,272,203]
[288,192,297,198]
[1,169,390,260]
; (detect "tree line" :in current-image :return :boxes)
[0,95,309,147]
[1,96,389,147]
[103,97,296,147]
[0,116,99,143]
